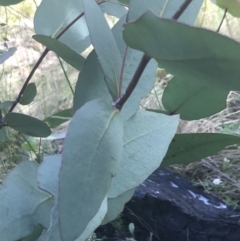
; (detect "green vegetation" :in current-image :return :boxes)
[1,0,240,241]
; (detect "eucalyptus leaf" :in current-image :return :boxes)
[34,0,90,53]
[102,188,135,225]
[123,11,240,91]
[211,0,240,18]
[21,225,44,241]
[20,83,37,105]
[4,113,51,137]
[109,110,179,198]
[0,161,53,241]
[100,2,128,18]
[128,0,203,24]
[37,154,62,198]
[128,0,161,22]
[106,0,129,5]
[33,35,85,71]
[0,101,14,110]
[0,47,17,63]
[58,99,123,241]
[75,197,108,241]
[162,77,229,120]
[39,206,60,241]
[162,133,240,166]
[44,108,72,128]
[112,15,158,121]
[37,155,61,241]
[73,50,111,114]
[74,15,158,121]
[41,196,108,241]
[83,0,122,99]
[0,0,24,6]
[145,109,168,115]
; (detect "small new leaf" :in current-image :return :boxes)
[20,83,37,105]
[44,108,72,128]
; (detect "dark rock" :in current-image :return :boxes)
[124,167,240,241]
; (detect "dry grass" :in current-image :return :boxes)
[171,149,240,206]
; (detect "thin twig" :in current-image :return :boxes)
[217,7,228,32]
[8,9,85,113]
[115,54,151,110]
[20,133,39,158]
[55,12,85,40]
[172,0,193,20]
[8,1,106,113]
[114,0,193,110]
[8,48,49,112]
[58,56,74,95]
[118,45,129,98]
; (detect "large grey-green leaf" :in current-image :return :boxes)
[109,110,179,198]
[102,189,135,225]
[0,161,53,241]
[42,196,108,241]
[73,50,111,114]
[42,179,108,241]
[75,197,108,241]
[0,47,17,63]
[33,35,85,71]
[123,11,240,91]
[34,0,90,53]
[128,0,163,22]
[37,154,62,198]
[20,83,37,105]
[83,0,122,100]
[74,15,158,121]
[0,0,24,5]
[21,225,44,241]
[112,15,157,121]
[162,77,229,120]
[4,113,51,137]
[162,133,240,166]
[128,0,203,24]
[100,2,128,18]
[58,99,123,241]
[37,155,61,241]
[38,206,60,241]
